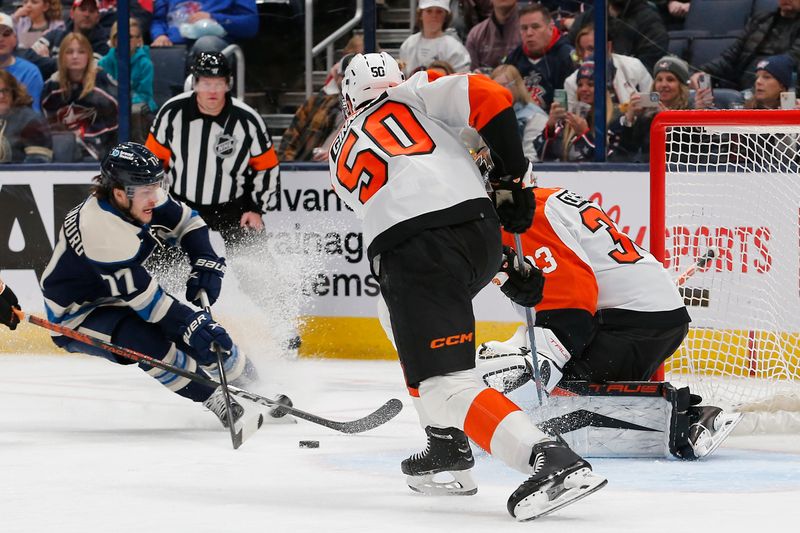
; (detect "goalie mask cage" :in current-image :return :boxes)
[650,109,800,433]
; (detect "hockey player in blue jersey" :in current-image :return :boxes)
[39,142,267,428]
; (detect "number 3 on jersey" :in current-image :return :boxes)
[580,206,644,264]
[335,101,435,204]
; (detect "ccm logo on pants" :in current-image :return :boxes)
[430,332,474,349]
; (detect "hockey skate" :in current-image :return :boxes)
[687,406,743,459]
[203,345,260,388]
[508,440,607,521]
[204,386,250,428]
[401,426,477,496]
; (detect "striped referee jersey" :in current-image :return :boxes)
[146,92,279,213]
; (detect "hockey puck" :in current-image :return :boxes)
[299,440,320,448]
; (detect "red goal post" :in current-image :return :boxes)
[649,109,800,432]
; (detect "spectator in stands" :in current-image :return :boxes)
[0,70,52,163]
[453,0,493,40]
[465,0,520,72]
[279,54,352,162]
[98,18,156,144]
[150,0,258,48]
[541,1,588,31]
[654,0,691,31]
[690,0,800,91]
[25,0,111,80]
[99,19,157,113]
[41,32,119,161]
[12,0,65,50]
[569,0,669,72]
[279,34,363,162]
[0,12,44,112]
[616,56,712,161]
[399,0,471,76]
[535,61,623,162]
[745,54,798,109]
[491,63,546,161]
[565,23,652,109]
[503,2,575,109]
[427,59,456,75]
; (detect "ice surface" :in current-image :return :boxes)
[1,354,798,533]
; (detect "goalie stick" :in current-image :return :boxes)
[14,310,403,434]
[512,232,545,407]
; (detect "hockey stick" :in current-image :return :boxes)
[512,233,545,407]
[199,290,241,449]
[14,310,403,434]
[674,246,718,286]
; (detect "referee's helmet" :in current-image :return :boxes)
[101,142,165,196]
[341,52,404,116]
[191,51,233,87]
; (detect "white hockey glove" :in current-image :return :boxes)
[476,327,571,395]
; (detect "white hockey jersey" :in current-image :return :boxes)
[503,188,688,332]
[329,71,519,260]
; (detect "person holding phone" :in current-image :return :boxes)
[535,61,625,162]
[616,56,712,162]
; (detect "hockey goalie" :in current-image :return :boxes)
[478,186,742,460]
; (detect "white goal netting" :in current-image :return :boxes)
[656,113,800,432]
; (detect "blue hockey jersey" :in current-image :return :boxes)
[40,190,220,346]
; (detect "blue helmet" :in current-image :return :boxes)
[100,142,164,192]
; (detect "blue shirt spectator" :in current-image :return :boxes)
[0,13,44,111]
[151,0,258,46]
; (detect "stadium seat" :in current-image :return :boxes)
[751,0,779,14]
[150,45,188,107]
[690,37,738,70]
[51,132,77,163]
[712,88,745,109]
[668,37,690,60]
[684,0,752,36]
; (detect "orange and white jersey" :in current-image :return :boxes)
[503,188,686,318]
[328,71,514,261]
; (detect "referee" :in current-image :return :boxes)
[145,52,279,244]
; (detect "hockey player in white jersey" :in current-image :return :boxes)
[39,142,279,431]
[328,52,606,521]
[478,187,741,459]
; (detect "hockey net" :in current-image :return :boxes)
[650,110,800,433]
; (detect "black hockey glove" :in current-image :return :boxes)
[489,160,535,234]
[0,282,21,330]
[496,246,544,308]
[181,310,233,366]
[186,256,226,307]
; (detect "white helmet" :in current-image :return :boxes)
[341,52,404,115]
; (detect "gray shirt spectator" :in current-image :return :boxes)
[466,0,520,71]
